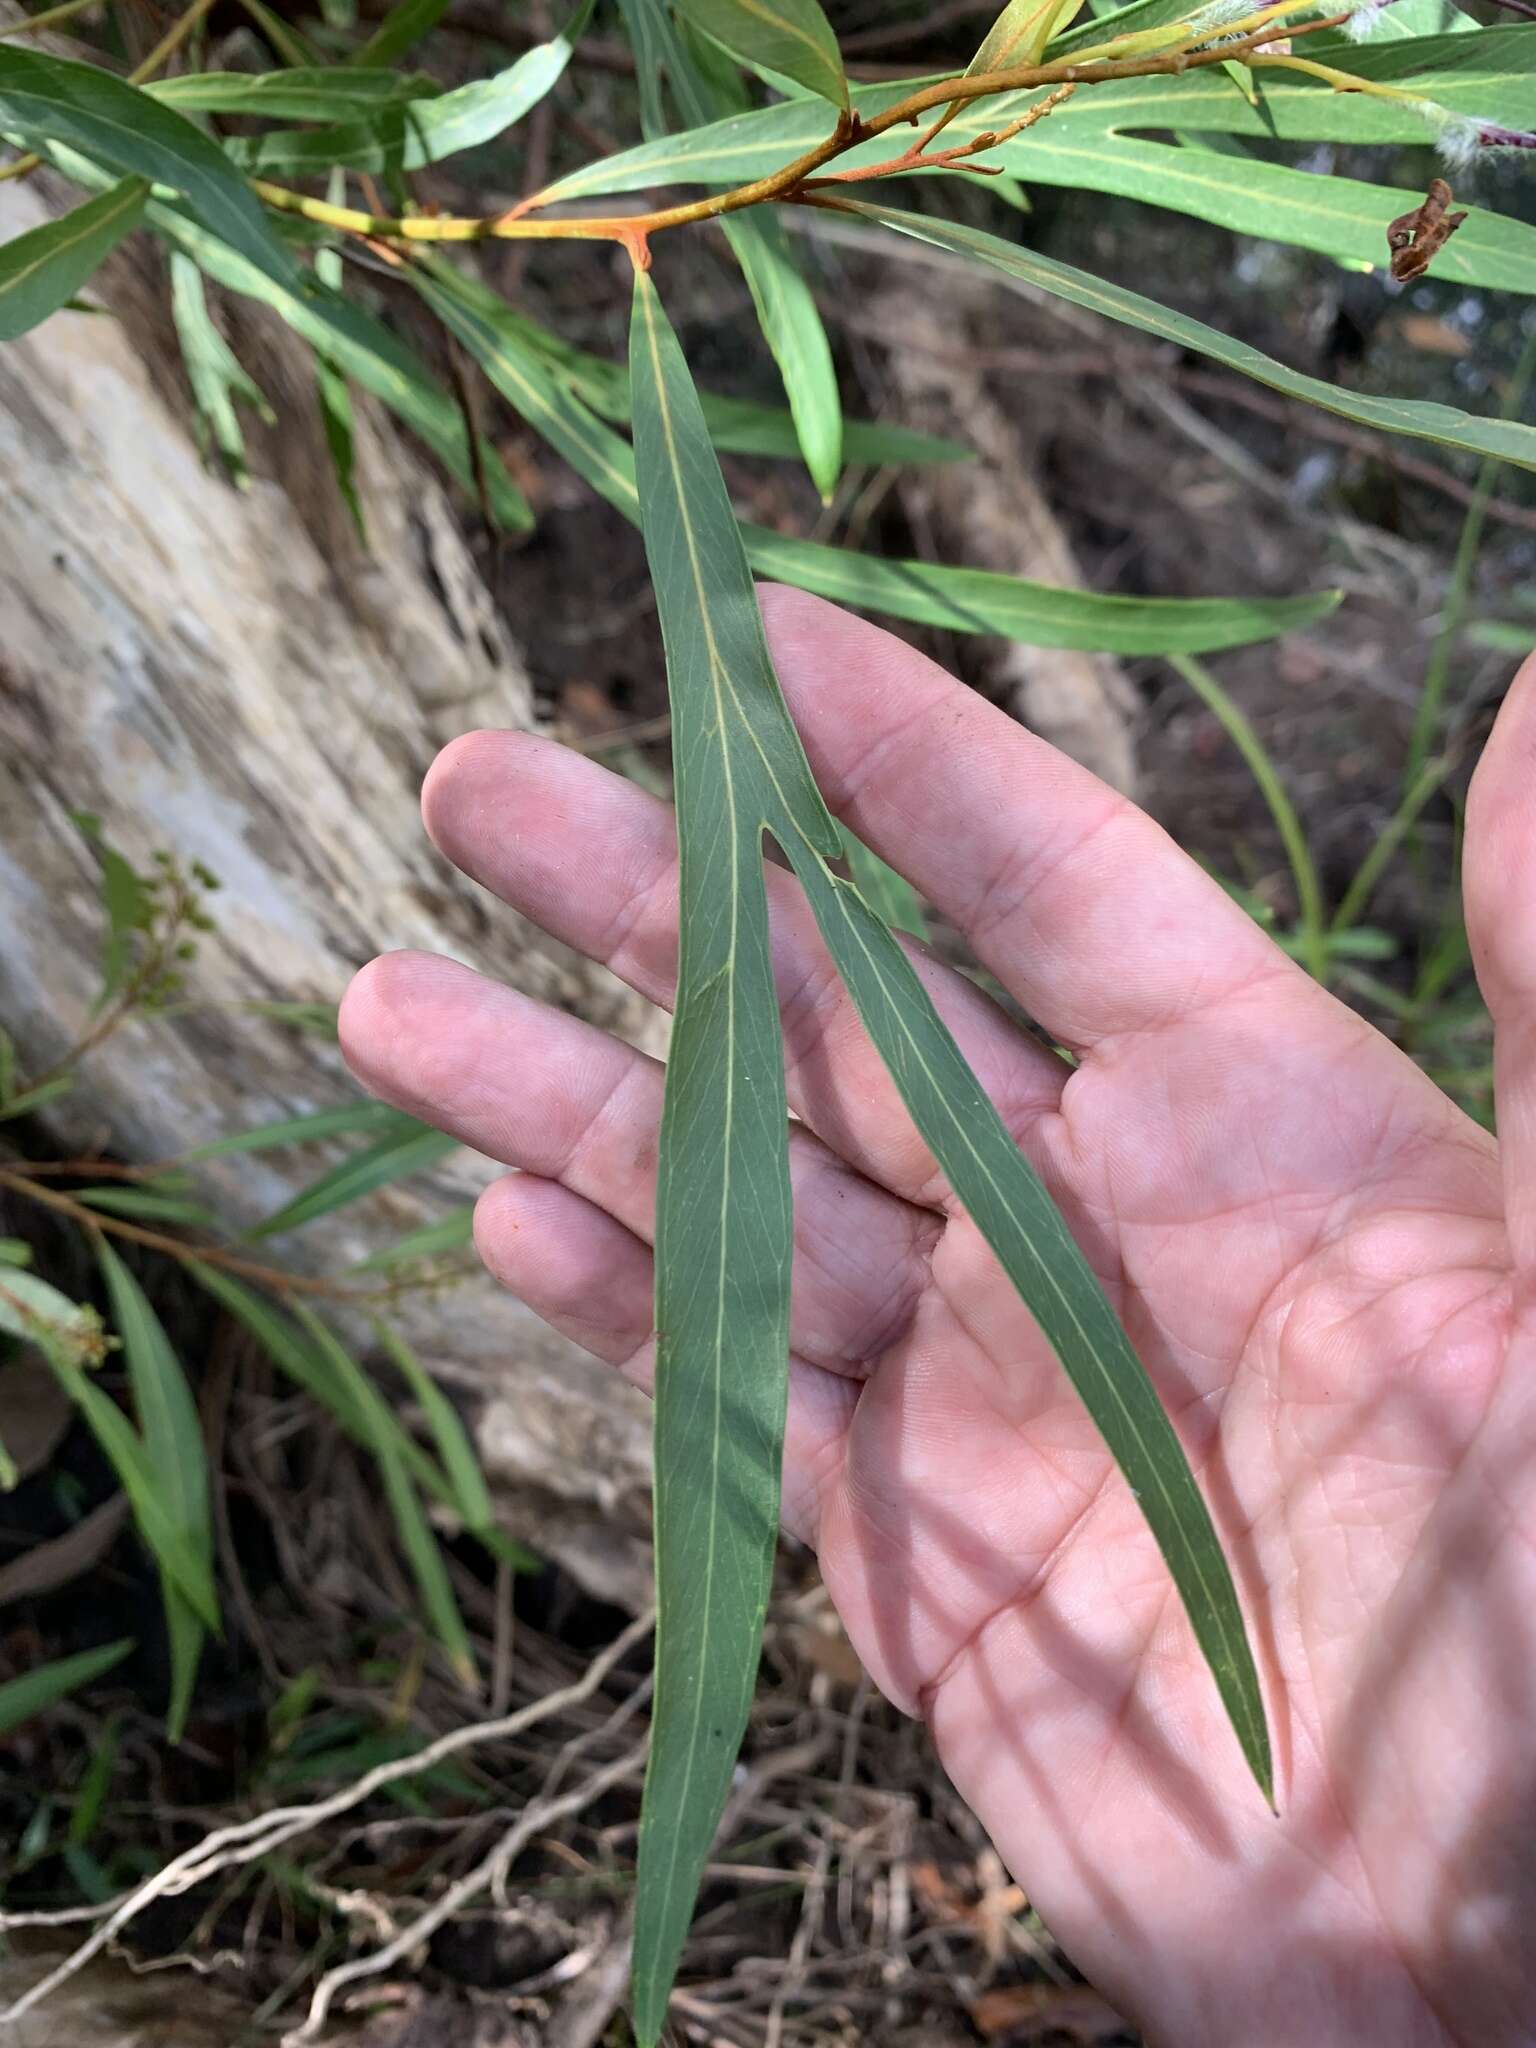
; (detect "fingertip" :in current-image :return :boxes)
[473,1172,655,1368]
[421,727,542,860]
[338,949,440,1085]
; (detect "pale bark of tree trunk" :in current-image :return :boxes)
[0,166,658,1613]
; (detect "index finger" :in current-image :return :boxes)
[759,585,1306,1053]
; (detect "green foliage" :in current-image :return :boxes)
[859,204,1536,473]
[170,249,275,486]
[0,45,298,285]
[1,0,1530,2028]
[248,1117,458,1239]
[617,0,842,496]
[0,175,144,339]
[95,1242,214,1742]
[673,0,845,108]
[0,1641,133,1738]
[412,252,1337,651]
[626,267,1270,2041]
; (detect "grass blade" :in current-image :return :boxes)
[189,1266,461,1519]
[1170,654,1326,985]
[0,1641,133,1738]
[291,1306,476,1687]
[625,266,1272,2035]
[182,1097,408,1162]
[375,1439,478,1688]
[248,1122,458,1239]
[96,1241,214,1740]
[49,1362,219,1628]
[0,175,145,341]
[628,266,807,2046]
[350,1205,475,1271]
[369,1316,493,1535]
[75,1186,213,1224]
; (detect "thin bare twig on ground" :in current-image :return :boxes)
[285,1735,650,2042]
[0,1610,655,2027]
[764,1677,872,2048]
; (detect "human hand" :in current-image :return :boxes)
[340,590,1536,2047]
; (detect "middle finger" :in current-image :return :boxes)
[339,948,941,1377]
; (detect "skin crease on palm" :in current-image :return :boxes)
[339,587,1536,2048]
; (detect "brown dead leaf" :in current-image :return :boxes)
[0,1494,130,1607]
[0,1359,73,1482]
[1399,315,1471,358]
[970,1981,1127,2042]
[910,1858,971,1922]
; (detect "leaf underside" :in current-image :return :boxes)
[627,263,1271,2046]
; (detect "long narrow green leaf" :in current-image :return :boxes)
[169,251,274,487]
[95,1245,210,1558]
[0,1641,133,1738]
[374,1435,478,1686]
[315,168,365,540]
[784,846,1274,1787]
[350,1204,476,1271]
[720,209,841,501]
[157,217,531,530]
[0,47,299,288]
[96,1242,213,1742]
[673,0,846,107]
[352,0,449,68]
[617,0,842,499]
[249,1122,458,1240]
[1042,30,1536,144]
[370,1318,494,1535]
[629,266,806,2047]
[539,50,1536,293]
[626,266,1271,2037]
[857,204,1536,471]
[75,1186,211,1224]
[150,68,441,118]
[45,1357,219,1628]
[183,1097,409,1163]
[189,1265,457,1509]
[0,1273,217,1627]
[986,133,1536,294]
[410,258,1337,653]
[0,175,145,341]
[226,26,584,178]
[291,1306,476,1686]
[744,526,1338,646]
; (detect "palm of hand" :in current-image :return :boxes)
[342,592,1536,2048]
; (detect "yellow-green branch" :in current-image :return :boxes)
[254,5,1354,253]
